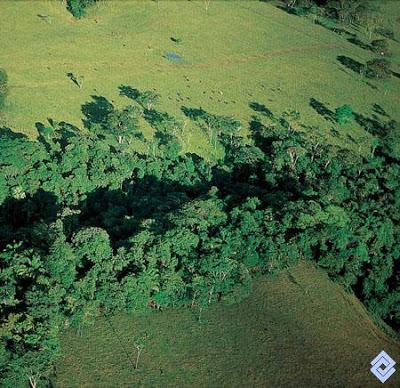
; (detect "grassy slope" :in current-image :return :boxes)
[1,1,400,156]
[56,261,400,388]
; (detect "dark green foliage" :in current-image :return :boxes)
[324,0,375,25]
[1,91,399,385]
[335,104,353,125]
[282,0,377,26]
[371,39,390,56]
[380,120,400,160]
[375,26,395,40]
[0,68,8,109]
[365,58,392,79]
[66,0,96,19]
[119,86,160,111]
[106,105,143,144]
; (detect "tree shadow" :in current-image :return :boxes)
[375,27,398,43]
[144,109,171,127]
[81,96,114,129]
[0,189,59,250]
[372,104,388,117]
[337,55,364,74]
[0,127,28,140]
[0,134,211,251]
[181,106,208,120]
[35,121,46,132]
[353,112,387,136]
[37,120,82,153]
[392,70,400,79]
[347,36,371,51]
[2,99,297,248]
[309,98,335,122]
[119,85,141,101]
[314,18,354,37]
[249,102,274,119]
[78,175,203,243]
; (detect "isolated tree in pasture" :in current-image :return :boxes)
[66,0,96,19]
[335,104,353,125]
[67,72,84,89]
[133,337,146,370]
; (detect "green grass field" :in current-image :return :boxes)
[1,0,400,156]
[57,261,400,387]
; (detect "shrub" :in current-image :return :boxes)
[66,0,96,19]
[335,104,353,125]
[365,58,392,79]
[0,68,8,109]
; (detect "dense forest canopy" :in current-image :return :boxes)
[0,85,399,386]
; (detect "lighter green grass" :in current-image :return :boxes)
[56,261,400,387]
[1,1,400,156]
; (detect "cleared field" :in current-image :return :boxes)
[1,1,400,156]
[57,261,400,387]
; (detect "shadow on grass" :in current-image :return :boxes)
[249,102,274,119]
[337,55,364,74]
[181,106,208,120]
[0,127,28,140]
[81,96,114,129]
[314,18,355,37]
[373,104,388,117]
[309,98,335,122]
[353,112,387,136]
[392,70,400,79]
[119,85,141,101]
[347,36,371,51]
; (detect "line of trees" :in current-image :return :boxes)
[282,0,396,42]
[0,88,399,386]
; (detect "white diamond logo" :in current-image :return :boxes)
[370,350,396,383]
